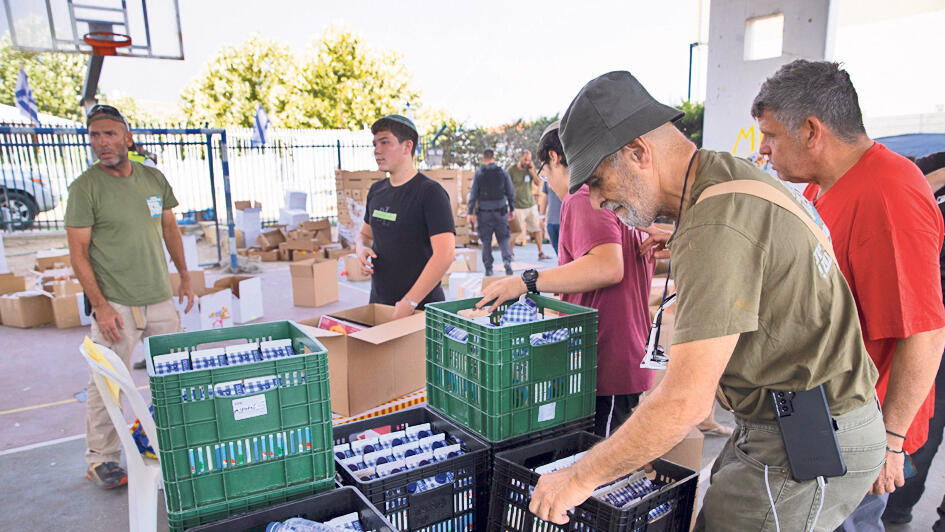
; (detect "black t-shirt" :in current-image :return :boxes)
[363,172,455,307]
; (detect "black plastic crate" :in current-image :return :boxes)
[333,405,490,531]
[488,431,697,532]
[186,486,397,531]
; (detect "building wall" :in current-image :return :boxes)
[702,0,830,155]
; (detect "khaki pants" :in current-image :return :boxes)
[695,401,885,531]
[85,298,181,465]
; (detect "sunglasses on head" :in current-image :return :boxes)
[86,104,122,118]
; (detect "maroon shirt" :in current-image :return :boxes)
[559,185,656,396]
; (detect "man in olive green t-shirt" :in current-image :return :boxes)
[528,72,883,531]
[66,104,196,489]
[507,150,548,259]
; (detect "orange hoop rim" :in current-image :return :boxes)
[83,32,132,56]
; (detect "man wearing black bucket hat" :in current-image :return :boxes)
[528,71,883,530]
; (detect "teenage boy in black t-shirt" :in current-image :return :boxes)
[355,114,456,319]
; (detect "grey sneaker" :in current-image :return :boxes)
[132,359,147,370]
[485,267,493,276]
[504,262,514,276]
[86,461,127,489]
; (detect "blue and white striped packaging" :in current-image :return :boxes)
[224,342,261,366]
[407,472,454,494]
[213,379,246,397]
[350,437,381,456]
[362,448,393,467]
[404,423,433,442]
[432,443,464,461]
[325,512,366,531]
[153,352,191,375]
[334,443,354,460]
[243,375,278,395]
[259,338,296,360]
[534,450,587,475]
[190,347,227,370]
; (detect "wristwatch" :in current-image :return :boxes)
[522,269,539,294]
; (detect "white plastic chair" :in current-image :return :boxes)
[80,341,163,532]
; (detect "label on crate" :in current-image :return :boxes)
[232,394,268,420]
[537,401,556,422]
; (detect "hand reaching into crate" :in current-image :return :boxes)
[475,276,528,312]
[529,466,597,525]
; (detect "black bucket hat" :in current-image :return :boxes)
[560,71,683,193]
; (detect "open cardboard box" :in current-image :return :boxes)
[297,304,425,416]
[35,249,72,271]
[343,254,371,282]
[210,276,264,324]
[0,292,54,328]
[290,258,338,307]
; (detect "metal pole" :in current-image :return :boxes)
[219,130,238,270]
[205,134,221,266]
[336,139,342,170]
[688,42,706,102]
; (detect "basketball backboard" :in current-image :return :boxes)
[1,0,183,59]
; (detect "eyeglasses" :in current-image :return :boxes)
[537,162,548,182]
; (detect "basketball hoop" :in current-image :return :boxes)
[83,32,132,56]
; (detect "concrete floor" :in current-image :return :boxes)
[2,234,945,530]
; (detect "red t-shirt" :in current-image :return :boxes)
[803,142,945,453]
[559,185,656,396]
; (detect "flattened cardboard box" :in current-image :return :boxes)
[298,304,425,416]
[290,258,338,307]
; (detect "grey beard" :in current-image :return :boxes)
[602,200,655,228]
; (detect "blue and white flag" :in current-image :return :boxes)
[251,104,270,147]
[14,67,40,126]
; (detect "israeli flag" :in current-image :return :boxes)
[14,67,40,126]
[251,104,270,147]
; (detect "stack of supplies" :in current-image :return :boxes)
[335,423,465,490]
[152,339,300,376]
[266,512,377,531]
[447,297,568,346]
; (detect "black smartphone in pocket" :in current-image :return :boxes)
[771,386,847,481]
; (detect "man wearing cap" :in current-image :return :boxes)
[355,114,455,320]
[467,148,515,276]
[66,104,196,489]
[478,121,656,437]
[528,71,883,530]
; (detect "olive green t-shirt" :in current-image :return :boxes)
[507,164,535,209]
[667,150,877,420]
[65,162,178,306]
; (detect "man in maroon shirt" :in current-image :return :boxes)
[753,59,945,530]
[478,121,656,436]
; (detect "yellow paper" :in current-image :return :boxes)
[84,337,121,403]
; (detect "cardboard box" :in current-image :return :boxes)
[481,275,512,291]
[278,242,293,262]
[234,200,262,211]
[455,249,478,272]
[290,258,339,307]
[322,245,353,260]
[44,279,83,297]
[278,208,309,230]
[257,228,287,251]
[0,273,28,295]
[283,239,321,252]
[441,260,470,287]
[169,270,207,296]
[299,219,331,232]
[343,254,371,282]
[292,249,321,262]
[51,292,91,328]
[249,249,280,262]
[297,304,426,416]
[35,249,71,271]
[210,276,264,323]
[0,293,54,328]
[164,234,199,274]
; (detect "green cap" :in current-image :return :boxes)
[372,113,417,134]
[560,71,683,194]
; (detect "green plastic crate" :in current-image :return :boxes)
[146,321,334,514]
[425,295,597,442]
[167,478,334,532]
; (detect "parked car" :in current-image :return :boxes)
[1,167,59,230]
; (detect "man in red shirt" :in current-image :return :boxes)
[753,59,945,530]
[478,121,656,436]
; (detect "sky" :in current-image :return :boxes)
[3,0,944,127]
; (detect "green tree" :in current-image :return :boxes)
[180,34,298,127]
[425,115,559,168]
[292,25,420,129]
[0,37,88,122]
[675,100,704,148]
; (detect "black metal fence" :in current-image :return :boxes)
[0,124,375,232]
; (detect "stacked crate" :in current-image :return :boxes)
[146,321,335,531]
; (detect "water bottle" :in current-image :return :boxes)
[265,518,343,532]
